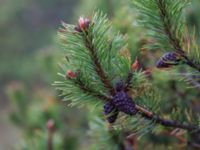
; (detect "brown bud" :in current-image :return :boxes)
[131,58,139,71]
[75,17,91,32]
[66,70,76,78]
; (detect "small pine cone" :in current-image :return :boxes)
[163,52,181,61]
[103,102,119,123]
[112,91,137,115]
[156,60,171,68]
[156,52,181,68]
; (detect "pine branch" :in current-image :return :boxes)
[61,74,200,146]
[92,91,200,131]
[156,0,182,53]
[47,132,53,150]
[68,72,200,131]
[131,0,187,51]
[132,0,200,72]
[68,77,110,101]
[184,56,200,72]
[56,12,200,146]
[156,0,200,72]
[135,105,199,131]
[47,120,55,150]
[83,31,116,95]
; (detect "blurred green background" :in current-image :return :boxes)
[0,0,80,149]
[1,0,200,149]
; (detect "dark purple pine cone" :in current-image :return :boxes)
[156,52,181,68]
[163,52,180,61]
[156,60,171,68]
[112,91,137,115]
[103,101,119,123]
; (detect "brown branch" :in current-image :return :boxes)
[47,132,53,150]
[109,93,199,131]
[183,56,200,72]
[69,77,110,101]
[135,105,199,131]
[83,32,116,95]
[46,120,55,150]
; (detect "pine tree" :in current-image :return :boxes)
[55,1,200,149]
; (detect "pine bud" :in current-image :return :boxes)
[78,17,85,29]
[47,119,55,131]
[66,70,76,78]
[156,52,181,68]
[131,58,139,71]
[75,17,91,32]
[103,102,119,123]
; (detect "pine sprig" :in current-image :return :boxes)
[55,11,200,139]
[131,0,200,73]
[83,28,115,95]
[131,0,189,52]
[156,0,183,52]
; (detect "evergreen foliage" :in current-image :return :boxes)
[55,1,200,147]
[131,0,189,51]
[131,0,200,86]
